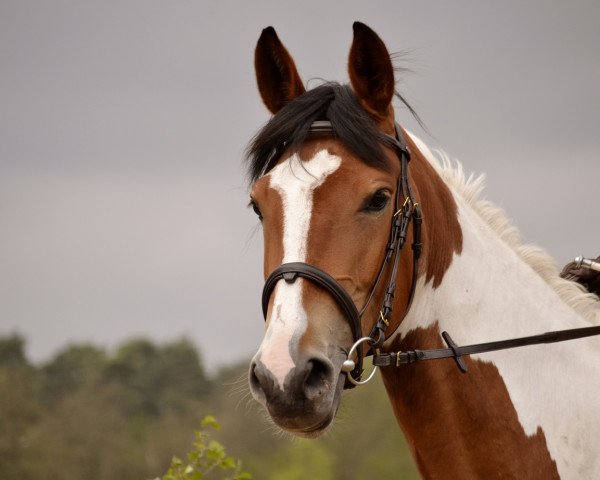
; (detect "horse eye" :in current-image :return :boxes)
[364,190,391,212]
[249,200,263,220]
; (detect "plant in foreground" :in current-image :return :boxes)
[156,416,251,480]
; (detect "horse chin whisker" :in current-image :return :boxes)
[258,413,288,437]
[244,396,259,414]
[234,391,253,411]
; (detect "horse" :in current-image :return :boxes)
[245,22,600,479]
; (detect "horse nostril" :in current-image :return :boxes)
[249,361,268,401]
[249,361,259,388]
[303,358,333,400]
[248,361,275,401]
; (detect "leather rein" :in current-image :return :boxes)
[260,120,600,388]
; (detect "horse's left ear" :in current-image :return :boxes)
[348,22,395,123]
[255,27,306,114]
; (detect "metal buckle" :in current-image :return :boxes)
[393,197,412,218]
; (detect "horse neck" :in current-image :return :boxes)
[381,136,600,479]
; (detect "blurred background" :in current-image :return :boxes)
[1,1,598,478]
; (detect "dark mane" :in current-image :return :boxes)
[246,83,391,183]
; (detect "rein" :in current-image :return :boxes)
[372,325,600,373]
[259,119,600,388]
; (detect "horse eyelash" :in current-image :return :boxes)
[248,199,263,220]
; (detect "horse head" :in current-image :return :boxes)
[247,23,420,436]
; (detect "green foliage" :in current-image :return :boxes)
[0,335,419,479]
[0,335,212,480]
[102,338,209,417]
[41,344,106,406]
[0,334,29,367]
[0,334,40,479]
[158,416,251,480]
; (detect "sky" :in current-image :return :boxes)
[1,1,599,371]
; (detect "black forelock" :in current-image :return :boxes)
[245,83,391,183]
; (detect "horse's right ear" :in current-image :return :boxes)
[255,27,305,114]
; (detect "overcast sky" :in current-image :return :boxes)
[1,1,599,370]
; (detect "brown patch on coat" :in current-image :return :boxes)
[381,323,559,479]
[404,130,463,288]
[301,139,413,341]
[349,129,464,339]
[290,132,464,344]
[347,20,463,290]
[250,169,285,321]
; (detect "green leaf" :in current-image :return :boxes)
[192,441,206,451]
[187,451,200,462]
[206,440,225,460]
[220,456,236,469]
[159,414,253,480]
[206,451,222,461]
[200,415,220,430]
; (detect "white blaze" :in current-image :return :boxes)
[258,150,341,390]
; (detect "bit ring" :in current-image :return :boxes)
[342,336,379,386]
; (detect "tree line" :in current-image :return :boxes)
[0,334,418,479]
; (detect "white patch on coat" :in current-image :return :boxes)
[392,136,600,478]
[257,150,341,390]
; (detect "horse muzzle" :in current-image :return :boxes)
[249,351,346,437]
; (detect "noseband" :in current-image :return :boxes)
[261,121,423,388]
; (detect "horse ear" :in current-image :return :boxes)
[255,27,305,114]
[348,22,395,121]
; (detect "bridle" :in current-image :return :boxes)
[259,120,600,389]
[261,120,422,388]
